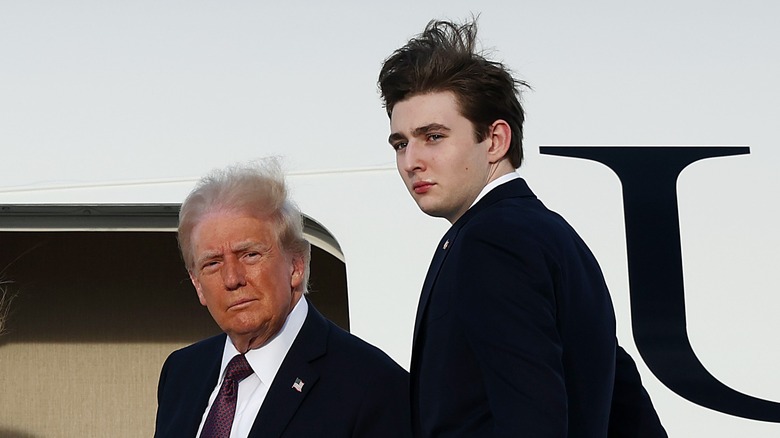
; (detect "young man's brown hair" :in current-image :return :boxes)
[378,19,529,167]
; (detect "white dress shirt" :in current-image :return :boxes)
[470,171,521,209]
[196,298,309,438]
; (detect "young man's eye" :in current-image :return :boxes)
[427,134,443,142]
[392,142,408,151]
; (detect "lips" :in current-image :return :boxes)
[412,181,434,194]
[229,298,256,310]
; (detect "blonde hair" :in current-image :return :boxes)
[178,158,311,292]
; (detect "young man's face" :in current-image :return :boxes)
[389,91,494,223]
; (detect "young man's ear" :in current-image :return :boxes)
[487,120,512,164]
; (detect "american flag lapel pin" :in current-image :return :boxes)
[442,239,449,250]
[292,377,304,393]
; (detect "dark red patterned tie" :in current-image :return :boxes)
[200,354,254,438]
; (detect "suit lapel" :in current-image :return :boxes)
[411,178,536,351]
[248,300,327,438]
[412,227,458,346]
[172,334,224,437]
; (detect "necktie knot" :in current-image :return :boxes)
[225,354,253,382]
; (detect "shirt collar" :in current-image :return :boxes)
[470,171,520,209]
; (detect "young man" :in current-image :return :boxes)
[155,159,411,437]
[379,20,666,437]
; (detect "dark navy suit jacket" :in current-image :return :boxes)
[411,178,665,437]
[155,300,412,438]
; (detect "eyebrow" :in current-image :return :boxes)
[388,123,451,145]
[231,240,267,253]
[388,132,405,145]
[193,241,268,267]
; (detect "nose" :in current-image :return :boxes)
[399,140,425,174]
[221,257,247,291]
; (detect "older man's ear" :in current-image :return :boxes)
[290,256,304,292]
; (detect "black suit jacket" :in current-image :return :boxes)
[411,178,665,437]
[155,300,412,437]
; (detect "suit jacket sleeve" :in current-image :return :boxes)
[154,335,222,438]
[452,219,568,436]
[609,346,667,437]
[154,354,173,435]
[448,222,567,436]
[351,358,413,438]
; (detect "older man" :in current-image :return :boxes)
[154,159,411,438]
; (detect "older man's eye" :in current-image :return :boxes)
[200,260,219,271]
[243,252,261,262]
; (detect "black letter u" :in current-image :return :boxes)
[541,146,780,422]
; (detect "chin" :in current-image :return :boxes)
[419,204,445,218]
[224,316,264,334]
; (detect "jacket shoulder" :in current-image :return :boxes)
[169,333,223,356]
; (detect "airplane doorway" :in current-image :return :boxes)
[0,204,348,438]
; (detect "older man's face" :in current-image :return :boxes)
[188,210,304,352]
